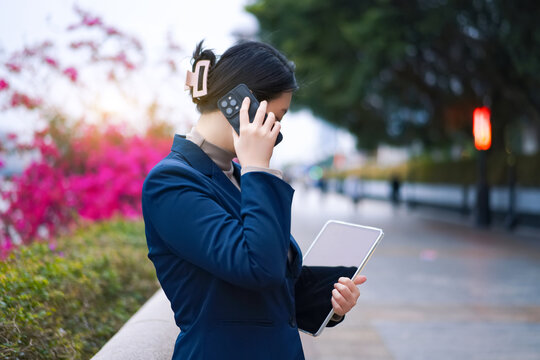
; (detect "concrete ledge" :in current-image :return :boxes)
[92,289,179,360]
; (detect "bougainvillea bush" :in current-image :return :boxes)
[0,123,170,257]
[0,6,185,258]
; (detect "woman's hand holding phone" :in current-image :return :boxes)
[231,97,281,169]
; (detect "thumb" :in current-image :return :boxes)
[353,275,367,285]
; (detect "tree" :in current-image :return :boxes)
[247,0,540,151]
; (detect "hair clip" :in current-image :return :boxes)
[184,60,210,98]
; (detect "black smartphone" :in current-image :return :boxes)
[217,83,283,146]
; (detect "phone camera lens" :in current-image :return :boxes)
[230,99,237,106]
[226,107,233,115]
[220,100,228,108]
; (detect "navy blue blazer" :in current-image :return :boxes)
[142,135,345,360]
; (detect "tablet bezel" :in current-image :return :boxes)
[299,220,384,337]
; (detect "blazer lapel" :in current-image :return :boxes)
[171,134,241,211]
[210,164,242,203]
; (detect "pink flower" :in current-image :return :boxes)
[10,92,42,109]
[82,16,102,27]
[70,41,98,51]
[0,237,14,260]
[105,27,120,36]
[0,159,4,168]
[63,67,78,82]
[115,52,127,62]
[0,78,8,91]
[23,47,37,57]
[44,57,58,67]
[166,59,177,72]
[5,63,21,72]
[10,93,22,107]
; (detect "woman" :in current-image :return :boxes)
[142,40,367,360]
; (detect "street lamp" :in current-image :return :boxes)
[473,107,491,226]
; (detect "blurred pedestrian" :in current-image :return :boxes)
[390,174,401,205]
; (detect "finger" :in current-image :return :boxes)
[338,278,360,297]
[335,284,360,307]
[263,111,276,131]
[270,119,281,138]
[253,100,267,126]
[353,275,367,286]
[334,283,356,304]
[331,296,345,316]
[332,288,349,310]
[239,97,250,129]
[339,276,367,286]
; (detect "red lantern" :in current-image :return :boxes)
[473,107,491,150]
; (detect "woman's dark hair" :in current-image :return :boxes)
[189,40,298,113]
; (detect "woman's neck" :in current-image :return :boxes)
[195,110,235,154]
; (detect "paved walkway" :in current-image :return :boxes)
[292,185,540,360]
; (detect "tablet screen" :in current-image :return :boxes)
[298,220,383,336]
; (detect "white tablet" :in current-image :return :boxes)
[298,220,383,337]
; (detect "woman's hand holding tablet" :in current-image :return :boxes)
[298,220,383,336]
[331,275,367,317]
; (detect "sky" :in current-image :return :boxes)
[0,0,357,167]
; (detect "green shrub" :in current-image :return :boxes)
[0,220,159,360]
[331,163,408,181]
[333,151,540,187]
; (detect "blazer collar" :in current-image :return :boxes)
[171,134,214,176]
[171,134,242,194]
